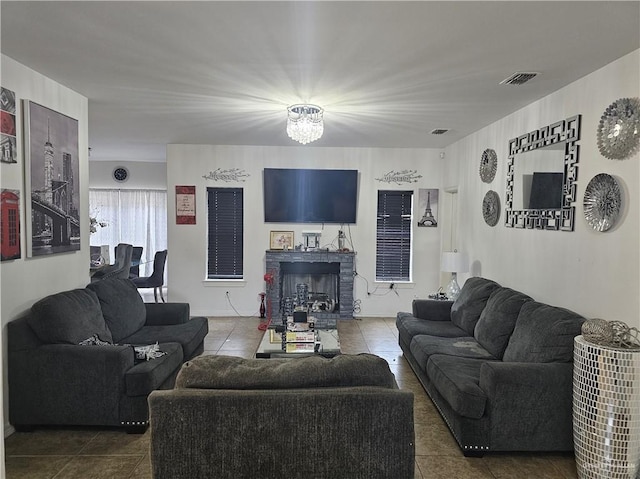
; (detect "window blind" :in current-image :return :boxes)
[376,190,413,281]
[207,187,243,279]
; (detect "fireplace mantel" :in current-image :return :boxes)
[265,250,355,320]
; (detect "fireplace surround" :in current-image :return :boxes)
[265,250,355,320]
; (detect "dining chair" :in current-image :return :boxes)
[91,243,133,282]
[128,246,144,279]
[132,250,167,302]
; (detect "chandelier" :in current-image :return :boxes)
[286,104,324,145]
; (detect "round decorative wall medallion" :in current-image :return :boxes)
[113,166,129,182]
[482,190,500,226]
[479,149,498,183]
[596,97,640,160]
[583,173,622,232]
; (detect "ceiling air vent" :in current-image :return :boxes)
[430,128,449,135]
[499,72,539,85]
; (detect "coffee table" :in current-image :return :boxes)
[255,328,340,358]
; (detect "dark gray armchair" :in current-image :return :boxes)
[91,243,133,282]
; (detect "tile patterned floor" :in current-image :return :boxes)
[4,316,578,478]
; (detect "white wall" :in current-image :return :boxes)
[89,160,166,190]
[0,56,89,447]
[446,50,640,328]
[166,145,445,317]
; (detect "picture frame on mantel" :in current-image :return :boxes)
[270,231,294,250]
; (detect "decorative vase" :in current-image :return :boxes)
[573,336,640,479]
[259,292,266,319]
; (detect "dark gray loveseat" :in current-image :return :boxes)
[148,354,415,479]
[397,277,585,456]
[8,278,208,432]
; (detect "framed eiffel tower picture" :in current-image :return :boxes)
[417,189,438,227]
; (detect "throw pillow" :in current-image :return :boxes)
[473,287,532,358]
[503,301,586,363]
[29,288,113,344]
[176,353,397,390]
[450,277,501,335]
[86,278,146,343]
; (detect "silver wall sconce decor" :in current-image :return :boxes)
[583,173,622,232]
[597,97,640,160]
[479,148,497,183]
[482,190,500,227]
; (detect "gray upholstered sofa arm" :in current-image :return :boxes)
[479,361,574,450]
[10,344,134,426]
[412,299,454,321]
[144,302,190,325]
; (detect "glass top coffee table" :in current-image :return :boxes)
[256,328,341,358]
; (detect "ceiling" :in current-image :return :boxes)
[1,1,639,162]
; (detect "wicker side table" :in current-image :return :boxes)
[573,336,640,479]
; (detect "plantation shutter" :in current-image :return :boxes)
[376,190,413,281]
[207,187,243,279]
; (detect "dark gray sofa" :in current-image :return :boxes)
[8,278,208,433]
[397,277,585,456]
[149,354,415,479]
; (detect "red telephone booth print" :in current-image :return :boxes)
[1,189,20,260]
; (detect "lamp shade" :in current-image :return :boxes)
[441,251,469,273]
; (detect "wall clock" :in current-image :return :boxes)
[113,166,129,182]
[482,190,500,226]
[479,149,497,183]
[596,97,640,160]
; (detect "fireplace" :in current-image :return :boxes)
[265,250,355,321]
[280,262,340,315]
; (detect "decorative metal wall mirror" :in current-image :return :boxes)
[505,115,581,231]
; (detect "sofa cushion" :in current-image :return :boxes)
[29,288,113,344]
[473,287,533,359]
[175,353,397,390]
[503,301,586,363]
[450,277,501,335]
[412,299,454,321]
[125,342,183,396]
[410,335,494,373]
[426,355,487,419]
[87,278,147,343]
[396,315,468,347]
[120,316,208,360]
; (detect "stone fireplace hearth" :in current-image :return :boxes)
[265,250,355,320]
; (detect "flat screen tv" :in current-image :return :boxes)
[263,168,358,224]
[528,172,564,209]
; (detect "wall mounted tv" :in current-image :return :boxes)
[263,168,358,224]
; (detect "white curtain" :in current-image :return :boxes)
[89,189,167,277]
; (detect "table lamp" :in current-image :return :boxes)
[441,250,469,301]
